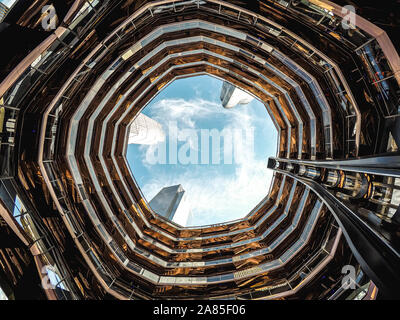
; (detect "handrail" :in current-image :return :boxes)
[276,168,400,299]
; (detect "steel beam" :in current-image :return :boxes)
[270,155,400,178]
[275,168,400,299]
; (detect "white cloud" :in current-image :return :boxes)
[138,97,277,226]
[142,157,273,226]
[148,98,225,129]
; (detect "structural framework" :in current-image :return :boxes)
[0,0,399,300]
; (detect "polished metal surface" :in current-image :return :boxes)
[0,0,399,300]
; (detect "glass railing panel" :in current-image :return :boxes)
[357,42,400,117]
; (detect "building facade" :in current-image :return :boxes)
[149,185,191,227]
[220,81,254,108]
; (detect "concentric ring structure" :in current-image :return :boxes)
[0,0,399,300]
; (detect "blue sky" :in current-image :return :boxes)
[128,76,277,227]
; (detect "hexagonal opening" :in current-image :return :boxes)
[126,75,277,227]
